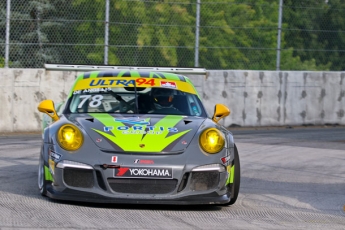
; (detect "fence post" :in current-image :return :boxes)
[104,0,109,65]
[5,0,11,68]
[276,0,283,71]
[194,0,200,67]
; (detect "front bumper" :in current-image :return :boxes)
[46,163,231,205]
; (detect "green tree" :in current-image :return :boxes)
[2,0,339,70]
[68,0,106,64]
[318,0,345,70]
[282,0,333,70]
[281,48,331,70]
[0,57,4,67]
[198,0,279,69]
[4,0,62,67]
[70,0,195,66]
[138,1,195,66]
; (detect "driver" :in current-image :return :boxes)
[149,88,181,114]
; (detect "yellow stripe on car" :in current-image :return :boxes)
[73,77,198,95]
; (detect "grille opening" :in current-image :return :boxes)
[177,173,189,192]
[63,168,94,188]
[108,178,177,194]
[96,170,107,191]
[190,171,219,191]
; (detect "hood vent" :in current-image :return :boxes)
[184,120,192,125]
[85,118,94,122]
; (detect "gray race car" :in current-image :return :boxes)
[37,69,240,205]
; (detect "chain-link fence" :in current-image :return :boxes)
[1,0,345,70]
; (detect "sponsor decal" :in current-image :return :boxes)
[104,126,114,132]
[96,138,102,142]
[221,155,231,164]
[73,87,111,95]
[181,141,187,145]
[134,159,154,164]
[49,150,62,161]
[114,167,173,179]
[114,118,150,125]
[48,159,55,175]
[111,156,118,163]
[160,81,177,89]
[89,78,155,87]
[116,168,129,176]
[117,125,178,135]
[122,131,163,135]
[139,144,145,148]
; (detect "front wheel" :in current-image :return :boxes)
[38,151,47,196]
[227,144,241,205]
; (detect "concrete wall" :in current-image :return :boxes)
[0,68,344,133]
[193,71,345,127]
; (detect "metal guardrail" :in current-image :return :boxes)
[44,64,207,75]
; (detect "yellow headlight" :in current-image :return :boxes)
[199,128,225,154]
[57,124,83,151]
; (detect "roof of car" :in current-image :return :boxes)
[68,70,200,98]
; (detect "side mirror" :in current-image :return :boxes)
[212,104,230,123]
[37,100,59,121]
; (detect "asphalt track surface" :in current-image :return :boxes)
[0,126,344,230]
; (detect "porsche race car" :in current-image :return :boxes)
[37,67,241,205]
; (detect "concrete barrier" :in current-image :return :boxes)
[0,68,344,133]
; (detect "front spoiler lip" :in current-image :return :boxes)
[46,185,231,205]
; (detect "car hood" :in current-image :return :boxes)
[69,114,206,153]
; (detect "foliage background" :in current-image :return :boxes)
[1,0,344,70]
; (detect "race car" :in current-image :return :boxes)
[37,68,241,205]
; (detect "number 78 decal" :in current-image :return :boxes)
[78,95,104,108]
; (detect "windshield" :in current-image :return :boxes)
[65,86,207,117]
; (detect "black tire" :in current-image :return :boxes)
[227,144,241,205]
[38,150,47,196]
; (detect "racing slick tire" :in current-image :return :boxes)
[38,149,47,197]
[226,144,241,206]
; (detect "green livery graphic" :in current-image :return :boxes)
[90,114,191,152]
[44,166,53,181]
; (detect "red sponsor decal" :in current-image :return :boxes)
[160,81,177,88]
[111,156,118,163]
[134,159,154,164]
[116,168,129,176]
[136,78,155,86]
[221,155,231,164]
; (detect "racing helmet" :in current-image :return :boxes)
[151,88,175,109]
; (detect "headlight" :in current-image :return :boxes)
[57,124,83,151]
[199,128,225,154]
